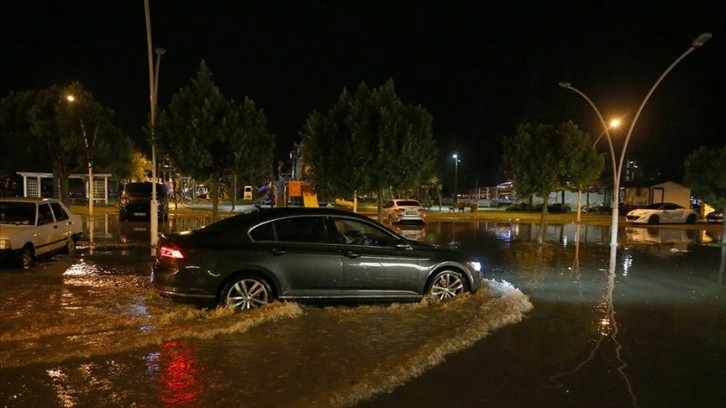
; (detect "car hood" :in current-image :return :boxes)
[0,224,35,238]
[627,209,653,216]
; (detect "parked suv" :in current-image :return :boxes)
[118,182,169,222]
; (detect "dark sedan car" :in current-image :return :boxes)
[151,207,484,311]
[706,209,724,224]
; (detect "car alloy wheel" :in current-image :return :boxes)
[648,215,660,225]
[428,270,466,301]
[221,276,273,310]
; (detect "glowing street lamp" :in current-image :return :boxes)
[558,31,711,248]
[593,119,621,147]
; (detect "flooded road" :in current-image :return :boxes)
[1,216,724,407]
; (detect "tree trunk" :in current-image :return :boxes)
[377,186,384,223]
[210,177,220,221]
[53,163,70,205]
[537,195,549,244]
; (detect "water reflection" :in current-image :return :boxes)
[145,341,204,406]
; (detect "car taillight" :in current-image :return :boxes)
[159,245,185,260]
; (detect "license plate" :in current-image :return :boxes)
[133,212,147,216]
[406,211,417,215]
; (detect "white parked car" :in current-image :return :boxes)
[382,199,426,224]
[0,198,84,268]
[625,202,698,225]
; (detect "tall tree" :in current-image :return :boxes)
[0,90,40,186]
[501,123,564,243]
[684,146,726,221]
[156,60,274,220]
[301,79,437,220]
[1,83,128,203]
[558,121,604,221]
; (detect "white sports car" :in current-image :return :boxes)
[625,202,698,225]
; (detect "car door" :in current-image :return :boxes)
[49,202,73,240]
[333,217,421,299]
[35,203,64,255]
[256,216,342,297]
[661,204,681,223]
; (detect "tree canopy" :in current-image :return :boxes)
[684,146,726,214]
[1,83,131,202]
[501,121,603,242]
[156,60,275,219]
[301,79,437,218]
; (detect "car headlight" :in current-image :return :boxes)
[0,238,11,250]
[467,261,481,272]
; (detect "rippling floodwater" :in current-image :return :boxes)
[1,217,724,407]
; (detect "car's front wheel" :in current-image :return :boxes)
[427,269,467,301]
[648,215,660,225]
[686,214,697,224]
[220,275,274,311]
[20,245,34,269]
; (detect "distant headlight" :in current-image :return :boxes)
[467,261,481,272]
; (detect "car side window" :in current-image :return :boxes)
[273,216,329,244]
[37,204,54,225]
[333,218,397,247]
[50,203,69,221]
[249,222,275,241]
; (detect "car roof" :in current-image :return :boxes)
[255,206,373,219]
[193,206,379,233]
[0,197,62,204]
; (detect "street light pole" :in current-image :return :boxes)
[65,95,94,223]
[559,31,711,248]
[144,0,165,249]
[452,154,459,204]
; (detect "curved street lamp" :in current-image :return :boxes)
[559,32,712,248]
[593,118,621,147]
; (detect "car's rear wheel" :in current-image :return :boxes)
[65,237,76,255]
[220,275,274,311]
[647,215,660,225]
[686,214,697,224]
[427,269,467,301]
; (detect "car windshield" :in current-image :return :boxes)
[0,202,36,225]
[644,203,668,210]
[396,200,421,207]
[125,183,166,197]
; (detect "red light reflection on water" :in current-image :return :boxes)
[146,341,203,406]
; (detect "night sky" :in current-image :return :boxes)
[2,1,722,188]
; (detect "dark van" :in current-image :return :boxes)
[118,182,169,222]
